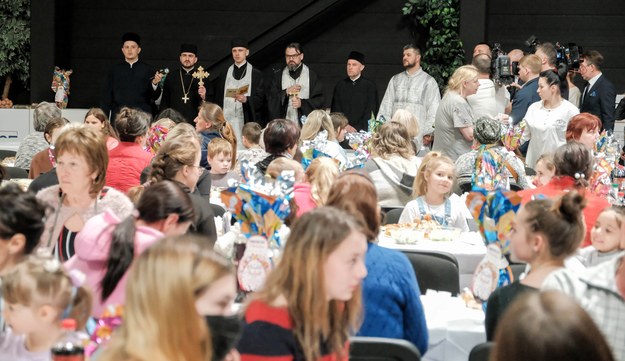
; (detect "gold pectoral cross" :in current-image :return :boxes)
[192,66,209,87]
[182,94,189,103]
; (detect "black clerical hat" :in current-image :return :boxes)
[122,32,141,46]
[231,38,249,49]
[180,44,198,55]
[347,51,365,65]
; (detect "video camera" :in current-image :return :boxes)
[555,42,583,71]
[525,35,584,72]
[490,43,515,86]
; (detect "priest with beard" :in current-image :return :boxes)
[267,42,324,126]
[211,39,265,143]
[160,44,206,124]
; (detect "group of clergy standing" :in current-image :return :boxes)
[101,32,437,148]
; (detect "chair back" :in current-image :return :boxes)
[5,166,28,179]
[401,250,460,295]
[350,336,421,361]
[383,208,404,225]
[468,342,494,361]
[0,149,16,160]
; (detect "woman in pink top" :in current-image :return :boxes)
[65,180,194,317]
[105,107,153,193]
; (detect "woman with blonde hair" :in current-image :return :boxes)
[300,109,348,167]
[363,121,421,209]
[99,235,239,361]
[306,157,339,206]
[432,65,480,160]
[144,135,217,242]
[194,102,237,168]
[391,109,421,153]
[237,207,368,361]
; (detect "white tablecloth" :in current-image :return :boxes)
[378,232,487,289]
[421,293,486,361]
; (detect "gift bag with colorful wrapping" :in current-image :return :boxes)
[466,188,522,302]
[220,161,294,292]
[501,120,526,151]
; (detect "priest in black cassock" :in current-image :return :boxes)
[267,42,324,126]
[211,39,265,142]
[101,32,161,123]
[331,51,379,132]
[160,44,205,124]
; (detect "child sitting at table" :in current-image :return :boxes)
[208,138,239,190]
[236,207,368,361]
[485,191,586,340]
[578,206,625,267]
[399,152,469,231]
[532,153,555,187]
[235,122,266,178]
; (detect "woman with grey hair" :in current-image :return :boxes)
[105,107,153,193]
[14,102,62,169]
[454,116,530,192]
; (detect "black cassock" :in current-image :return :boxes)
[331,76,379,132]
[101,61,160,122]
[160,67,204,124]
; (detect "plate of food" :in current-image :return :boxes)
[381,215,461,244]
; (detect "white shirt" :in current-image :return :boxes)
[521,99,579,168]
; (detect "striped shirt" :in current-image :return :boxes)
[543,253,625,361]
[237,299,348,361]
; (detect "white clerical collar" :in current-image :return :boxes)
[349,74,361,82]
[125,59,139,67]
[587,72,602,89]
[235,61,247,68]
[183,66,195,74]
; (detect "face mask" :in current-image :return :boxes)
[205,314,243,361]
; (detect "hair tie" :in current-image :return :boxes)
[132,209,140,218]
[574,172,586,180]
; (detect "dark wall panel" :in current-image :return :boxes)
[30,0,625,108]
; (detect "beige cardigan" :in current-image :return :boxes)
[36,185,134,249]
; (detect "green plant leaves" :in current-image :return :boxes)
[403,0,465,91]
[0,0,31,86]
